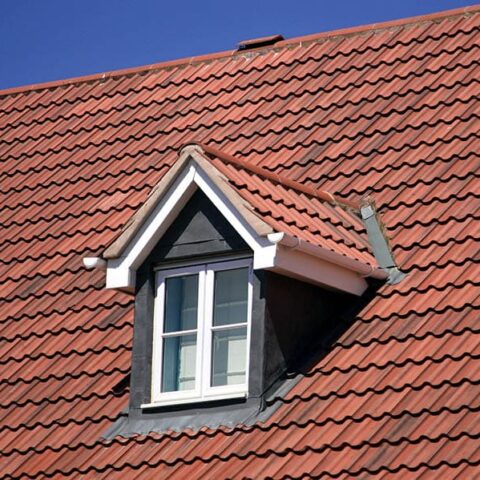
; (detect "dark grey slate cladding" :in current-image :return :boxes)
[148,189,249,262]
[262,271,352,393]
[107,189,362,436]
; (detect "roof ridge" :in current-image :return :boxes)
[0,5,477,97]
[198,143,359,210]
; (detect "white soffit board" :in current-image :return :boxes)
[273,245,368,296]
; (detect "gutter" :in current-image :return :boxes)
[267,232,388,280]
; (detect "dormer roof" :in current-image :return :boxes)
[102,143,386,295]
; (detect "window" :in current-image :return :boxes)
[150,258,252,406]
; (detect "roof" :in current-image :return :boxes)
[0,4,479,478]
[101,142,383,294]
[202,144,377,265]
[103,142,379,275]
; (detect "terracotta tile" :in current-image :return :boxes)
[0,6,479,479]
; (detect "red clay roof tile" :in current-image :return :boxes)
[0,5,479,479]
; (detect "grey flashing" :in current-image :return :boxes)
[103,409,129,438]
[360,200,407,285]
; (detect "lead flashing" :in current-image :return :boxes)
[360,200,406,284]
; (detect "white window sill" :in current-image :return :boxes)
[141,391,248,409]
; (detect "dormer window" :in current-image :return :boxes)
[90,143,397,434]
[151,258,252,406]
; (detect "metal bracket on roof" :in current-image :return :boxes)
[360,199,406,285]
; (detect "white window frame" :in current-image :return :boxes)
[148,258,253,407]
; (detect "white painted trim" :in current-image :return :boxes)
[210,322,249,331]
[202,258,252,398]
[103,152,380,296]
[267,232,388,281]
[152,264,206,402]
[106,164,198,289]
[202,266,215,397]
[272,245,367,296]
[105,159,270,290]
[192,168,269,253]
[83,257,107,269]
[140,391,247,409]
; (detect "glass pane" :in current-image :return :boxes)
[213,268,248,326]
[211,327,247,387]
[162,334,197,392]
[164,274,198,332]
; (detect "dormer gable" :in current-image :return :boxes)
[101,143,388,296]
[84,143,405,432]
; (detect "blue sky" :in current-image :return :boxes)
[0,0,477,90]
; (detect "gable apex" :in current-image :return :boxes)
[104,144,273,261]
[103,146,275,290]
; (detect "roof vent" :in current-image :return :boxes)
[237,34,284,51]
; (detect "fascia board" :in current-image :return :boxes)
[189,150,273,238]
[270,244,369,296]
[104,148,194,260]
[268,232,387,281]
[106,164,198,289]
[192,166,272,250]
[102,146,378,295]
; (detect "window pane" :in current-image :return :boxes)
[162,334,196,392]
[164,275,198,332]
[213,268,248,326]
[211,327,247,386]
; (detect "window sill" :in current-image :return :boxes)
[141,391,248,409]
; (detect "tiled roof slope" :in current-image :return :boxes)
[0,5,478,478]
[201,144,378,266]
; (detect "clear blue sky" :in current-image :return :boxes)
[0,0,477,90]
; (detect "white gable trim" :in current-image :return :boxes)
[105,156,274,290]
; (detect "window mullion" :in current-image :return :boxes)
[195,267,207,398]
[201,267,215,396]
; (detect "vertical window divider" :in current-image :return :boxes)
[195,267,207,399]
[202,267,214,397]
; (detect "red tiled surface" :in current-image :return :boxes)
[203,148,378,266]
[0,6,479,479]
